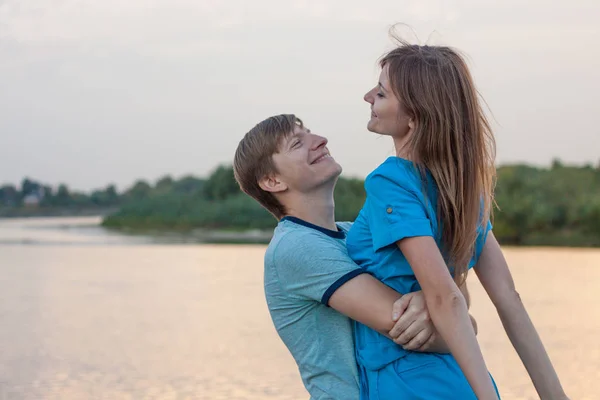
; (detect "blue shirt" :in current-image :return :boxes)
[346,157,492,371]
[264,217,367,399]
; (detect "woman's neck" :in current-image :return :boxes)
[394,136,413,160]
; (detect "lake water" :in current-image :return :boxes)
[0,217,598,399]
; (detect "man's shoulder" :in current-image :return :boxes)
[266,221,340,263]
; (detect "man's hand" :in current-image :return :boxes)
[389,290,478,353]
[388,291,437,351]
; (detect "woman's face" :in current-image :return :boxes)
[364,64,412,140]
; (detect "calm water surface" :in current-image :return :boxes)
[0,217,598,399]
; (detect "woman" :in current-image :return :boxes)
[346,41,569,399]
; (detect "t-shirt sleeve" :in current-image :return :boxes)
[272,232,367,306]
[366,170,434,252]
[472,219,493,266]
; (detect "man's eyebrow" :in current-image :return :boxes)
[288,128,311,141]
[284,133,301,147]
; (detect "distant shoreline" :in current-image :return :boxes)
[0,207,117,219]
[0,214,273,245]
[3,214,600,247]
[103,225,273,244]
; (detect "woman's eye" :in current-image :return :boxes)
[376,92,384,98]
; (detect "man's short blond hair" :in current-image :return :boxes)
[233,114,303,219]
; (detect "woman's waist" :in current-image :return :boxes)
[354,322,458,373]
[354,321,412,370]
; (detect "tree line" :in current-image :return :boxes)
[104,161,600,246]
[3,161,600,246]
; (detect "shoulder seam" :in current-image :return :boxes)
[268,228,324,297]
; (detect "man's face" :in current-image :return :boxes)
[271,124,342,194]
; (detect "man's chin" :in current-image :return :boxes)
[311,168,342,190]
[327,166,343,184]
[325,161,343,178]
[333,163,343,177]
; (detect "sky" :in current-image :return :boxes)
[1,0,598,191]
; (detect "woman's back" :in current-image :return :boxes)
[347,156,490,293]
[346,156,494,398]
[350,34,567,399]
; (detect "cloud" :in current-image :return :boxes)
[0,0,466,44]
[0,0,598,190]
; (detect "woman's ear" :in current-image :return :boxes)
[408,118,415,135]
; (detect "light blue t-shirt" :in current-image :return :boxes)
[264,216,367,399]
[347,156,492,371]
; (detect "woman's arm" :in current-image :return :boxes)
[399,236,498,400]
[388,281,477,353]
[474,232,569,400]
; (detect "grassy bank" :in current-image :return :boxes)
[93,162,600,248]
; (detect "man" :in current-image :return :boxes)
[233,115,472,399]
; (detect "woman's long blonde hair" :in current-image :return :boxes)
[382,41,496,285]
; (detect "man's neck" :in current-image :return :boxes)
[281,189,337,232]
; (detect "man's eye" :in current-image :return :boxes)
[293,141,301,148]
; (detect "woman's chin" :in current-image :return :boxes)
[367,121,385,135]
[366,120,377,132]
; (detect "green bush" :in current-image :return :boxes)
[101,163,600,247]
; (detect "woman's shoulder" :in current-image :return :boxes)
[366,157,423,192]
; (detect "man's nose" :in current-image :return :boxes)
[311,134,328,150]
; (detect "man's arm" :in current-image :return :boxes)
[275,231,439,351]
[329,274,447,352]
[387,281,477,353]
[328,270,482,353]
[328,273,403,336]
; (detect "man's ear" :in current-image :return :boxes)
[259,174,288,193]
